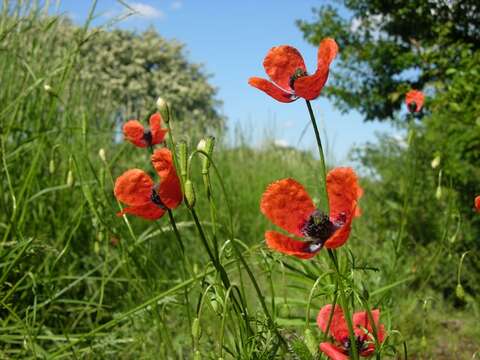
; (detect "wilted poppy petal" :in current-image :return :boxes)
[295,38,338,100]
[474,195,480,212]
[123,120,147,147]
[151,148,182,209]
[263,45,306,91]
[265,231,317,259]
[319,343,348,360]
[260,178,315,237]
[405,90,424,112]
[149,113,168,145]
[248,77,296,103]
[117,203,165,220]
[317,304,349,341]
[114,169,153,206]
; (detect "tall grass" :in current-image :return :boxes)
[1,1,479,359]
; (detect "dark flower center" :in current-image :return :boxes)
[341,336,368,355]
[143,129,153,146]
[301,210,337,251]
[407,101,417,113]
[289,68,308,90]
[150,187,167,209]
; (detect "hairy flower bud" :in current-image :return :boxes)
[185,180,196,208]
[66,170,74,187]
[303,328,317,355]
[98,148,106,162]
[455,284,465,300]
[191,318,201,342]
[156,97,170,123]
[431,155,441,169]
[201,136,215,174]
[49,159,55,174]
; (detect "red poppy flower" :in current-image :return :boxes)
[405,90,424,113]
[248,38,338,103]
[114,148,182,220]
[260,167,362,259]
[123,113,168,148]
[475,195,480,213]
[317,304,385,360]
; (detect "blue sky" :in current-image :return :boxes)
[56,0,394,164]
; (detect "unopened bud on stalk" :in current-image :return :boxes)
[193,350,201,360]
[185,180,196,208]
[94,241,100,255]
[177,141,188,180]
[191,318,201,342]
[431,155,441,169]
[49,159,55,174]
[303,328,317,355]
[66,170,74,187]
[420,336,427,348]
[98,148,106,162]
[156,97,170,123]
[435,185,442,200]
[455,284,465,300]
[44,84,52,92]
[201,136,215,174]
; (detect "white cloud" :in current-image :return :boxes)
[171,1,182,10]
[130,2,164,19]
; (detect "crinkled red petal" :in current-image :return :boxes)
[317,304,349,341]
[248,77,296,103]
[263,45,306,91]
[353,309,385,344]
[264,231,316,259]
[123,120,147,147]
[260,178,315,237]
[319,343,348,360]
[149,113,168,145]
[324,167,362,249]
[151,148,182,209]
[405,89,425,112]
[475,195,480,213]
[294,38,338,100]
[117,203,165,220]
[114,169,153,206]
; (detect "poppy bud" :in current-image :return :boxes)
[201,136,215,174]
[435,185,442,200]
[193,350,201,360]
[178,141,188,180]
[191,317,201,343]
[431,155,441,169]
[49,159,55,174]
[303,328,317,355]
[94,241,100,255]
[455,284,465,300]
[185,180,196,208]
[156,97,170,123]
[44,84,52,92]
[99,148,106,162]
[420,336,427,348]
[66,170,74,187]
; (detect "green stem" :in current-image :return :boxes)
[305,100,329,214]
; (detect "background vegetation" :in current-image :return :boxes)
[0,1,478,359]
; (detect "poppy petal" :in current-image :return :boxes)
[265,231,317,259]
[123,120,147,147]
[151,148,182,209]
[294,38,338,100]
[263,45,306,91]
[475,195,480,213]
[324,167,362,248]
[260,178,315,237]
[319,343,348,360]
[353,309,385,343]
[114,169,154,206]
[149,113,168,145]
[317,304,349,341]
[248,77,296,103]
[117,203,165,220]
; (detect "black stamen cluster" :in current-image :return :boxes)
[289,68,308,90]
[143,130,153,146]
[150,188,167,209]
[342,336,367,355]
[301,210,336,244]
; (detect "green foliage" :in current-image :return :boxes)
[297,0,480,121]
